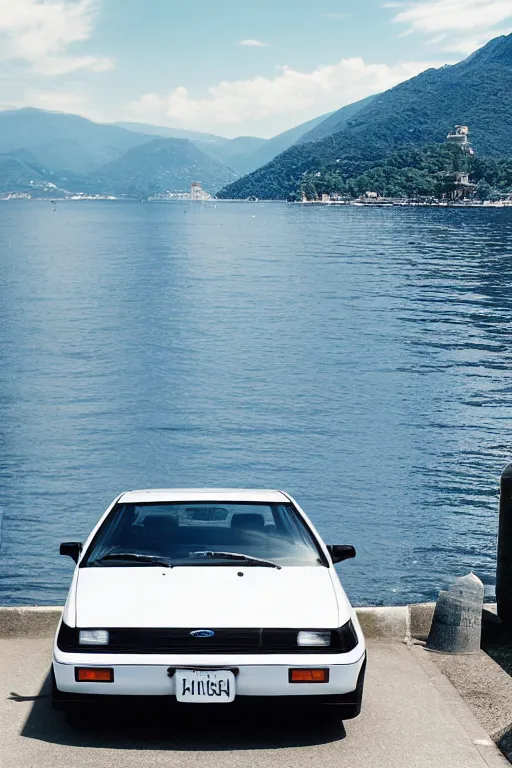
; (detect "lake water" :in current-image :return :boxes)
[1,200,511,607]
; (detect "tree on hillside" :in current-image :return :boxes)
[475,180,492,200]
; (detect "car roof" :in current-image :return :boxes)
[118,488,291,504]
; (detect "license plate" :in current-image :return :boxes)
[175,669,236,703]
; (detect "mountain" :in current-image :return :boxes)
[201,136,267,170]
[112,121,227,144]
[112,114,334,175]
[113,120,269,173]
[297,142,512,200]
[0,109,240,196]
[0,108,149,174]
[296,95,376,144]
[196,114,334,174]
[114,124,268,173]
[230,113,333,175]
[218,33,512,200]
[90,137,239,196]
[0,151,47,193]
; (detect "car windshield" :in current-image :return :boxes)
[83,502,325,568]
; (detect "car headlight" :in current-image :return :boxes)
[79,630,109,646]
[297,630,332,647]
[296,622,358,652]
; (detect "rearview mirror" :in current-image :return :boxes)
[327,545,356,564]
[60,542,82,563]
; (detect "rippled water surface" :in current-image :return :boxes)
[1,201,512,606]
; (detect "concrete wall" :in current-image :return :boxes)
[0,607,63,638]
[0,604,445,640]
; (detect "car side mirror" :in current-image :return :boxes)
[60,542,82,563]
[327,545,356,564]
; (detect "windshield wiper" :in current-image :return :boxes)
[93,553,173,567]
[189,551,281,570]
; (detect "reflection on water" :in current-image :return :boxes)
[0,201,511,606]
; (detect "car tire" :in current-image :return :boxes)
[290,702,338,725]
[327,702,361,720]
[51,667,82,722]
[321,654,366,721]
[51,667,66,712]
[64,706,87,727]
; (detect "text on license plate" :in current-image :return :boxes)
[175,669,236,703]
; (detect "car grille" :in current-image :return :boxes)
[57,623,356,654]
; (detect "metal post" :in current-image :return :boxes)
[496,463,512,624]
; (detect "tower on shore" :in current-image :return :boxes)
[190,181,202,200]
[190,181,211,201]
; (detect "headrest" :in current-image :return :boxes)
[230,513,265,531]
[143,515,178,532]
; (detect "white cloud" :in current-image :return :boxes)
[390,0,512,54]
[0,0,113,75]
[238,39,268,47]
[127,56,446,137]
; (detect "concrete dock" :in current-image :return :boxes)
[1,630,508,768]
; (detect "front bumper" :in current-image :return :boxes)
[53,646,366,699]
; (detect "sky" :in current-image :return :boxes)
[0,0,511,139]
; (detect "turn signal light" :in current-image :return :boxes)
[289,668,329,683]
[75,667,114,683]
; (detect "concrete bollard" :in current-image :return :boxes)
[426,573,484,654]
[496,463,512,625]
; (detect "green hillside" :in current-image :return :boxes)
[0,108,149,174]
[296,95,376,145]
[0,152,47,193]
[294,143,512,200]
[0,132,240,198]
[115,114,335,176]
[232,112,333,174]
[218,33,512,200]
[90,137,239,196]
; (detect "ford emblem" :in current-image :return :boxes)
[190,629,215,638]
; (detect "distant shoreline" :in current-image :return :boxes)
[1,197,512,208]
[292,200,512,209]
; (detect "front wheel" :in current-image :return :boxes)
[326,701,361,720]
[51,667,66,711]
[51,667,83,723]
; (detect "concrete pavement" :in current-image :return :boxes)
[0,637,508,768]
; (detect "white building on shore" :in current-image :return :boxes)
[446,125,474,155]
[190,182,211,201]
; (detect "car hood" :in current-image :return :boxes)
[75,566,343,628]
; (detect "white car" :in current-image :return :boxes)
[53,489,366,718]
